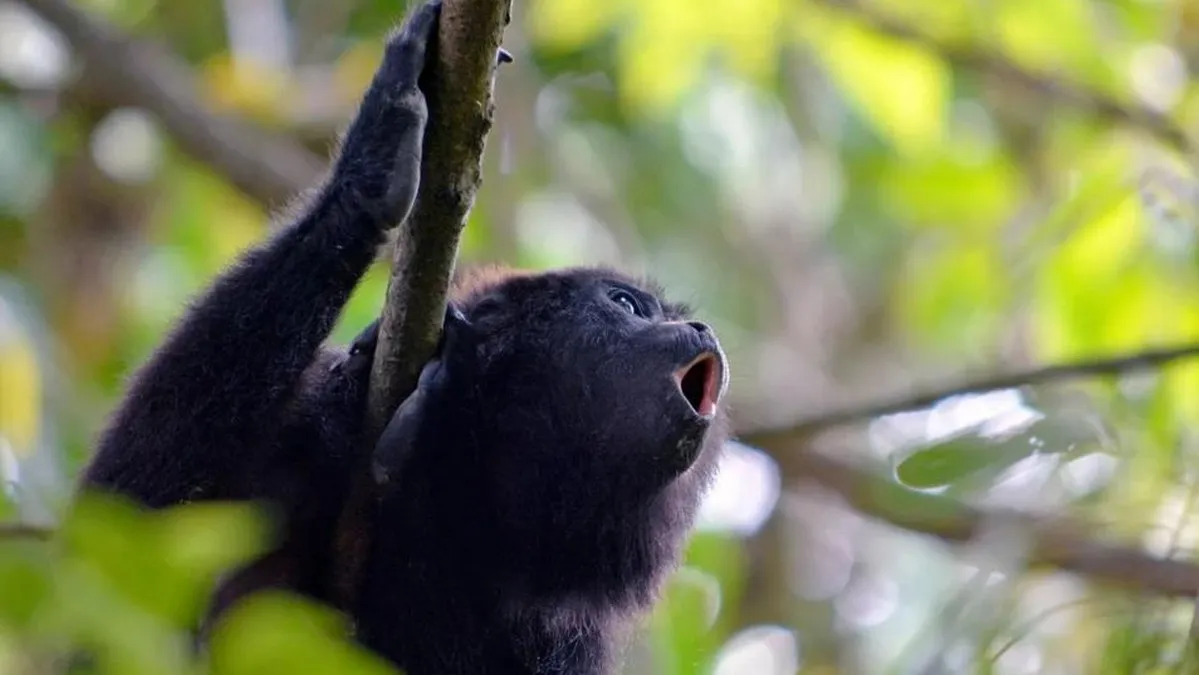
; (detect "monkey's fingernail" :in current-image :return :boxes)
[497,47,514,64]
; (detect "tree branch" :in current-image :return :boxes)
[816,0,1193,154]
[0,524,53,541]
[739,344,1199,601]
[332,0,513,608]
[767,445,1199,597]
[743,342,1199,442]
[13,0,325,207]
[365,0,512,433]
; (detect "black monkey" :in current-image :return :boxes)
[354,266,731,675]
[80,0,732,671]
[80,0,447,627]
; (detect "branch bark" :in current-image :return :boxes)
[755,439,1199,597]
[13,0,324,207]
[332,0,513,608]
[743,341,1199,442]
[365,0,512,434]
[0,524,52,541]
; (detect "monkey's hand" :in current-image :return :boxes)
[332,0,441,229]
[341,319,381,386]
[372,303,477,487]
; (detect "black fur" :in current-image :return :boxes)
[80,0,441,625]
[355,268,731,674]
[78,0,732,672]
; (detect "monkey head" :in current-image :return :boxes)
[467,267,729,488]
[371,266,731,603]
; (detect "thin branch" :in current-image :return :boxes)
[365,0,512,433]
[0,524,53,541]
[816,0,1193,154]
[743,342,1199,442]
[13,0,325,207]
[332,0,513,608]
[785,447,1199,597]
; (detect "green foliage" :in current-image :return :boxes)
[208,593,399,675]
[6,0,1199,671]
[0,494,400,675]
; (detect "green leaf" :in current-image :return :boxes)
[877,147,1022,233]
[209,592,399,675]
[807,18,950,155]
[648,566,723,675]
[0,540,52,628]
[895,434,1034,490]
[62,493,270,627]
[994,0,1104,77]
[896,243,1006,354]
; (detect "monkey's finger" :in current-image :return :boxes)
[398,0,442,57]
[349,319,381,357]
[497,47,513,65]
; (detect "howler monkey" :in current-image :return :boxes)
[356,266,729,675]
[79,1,732,673]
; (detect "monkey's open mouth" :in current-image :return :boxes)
[674,352,721,419]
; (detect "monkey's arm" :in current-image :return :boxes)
[81,2,441,506]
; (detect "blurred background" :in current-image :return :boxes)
[4,0,1199,672]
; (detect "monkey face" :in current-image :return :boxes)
[460,267,731,493]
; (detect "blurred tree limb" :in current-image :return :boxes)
[13,0,324,207]
[0,524,52,540]
[336,0,514,607]
[752,438,1199,597]
[739,342,1199,602]
[743,341,1199,441]
[816,0,1194,154]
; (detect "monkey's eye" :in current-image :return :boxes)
[609,290,645,318]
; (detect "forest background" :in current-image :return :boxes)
[4,0,1199,672]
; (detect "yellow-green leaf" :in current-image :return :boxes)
[807,18,950,155]
[0,309,39,456]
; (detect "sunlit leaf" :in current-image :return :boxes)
[616,0,707,114]
[1018,140,1132,265]
[45,558,197,675]
[897,244,1006,353]
[804,15,949,155]
[153,501,272,590]
[1034,193,1147,359]
[199,54,292,124]
[993,0,1104,77]
[209,592,399,675]
[62,494,269,627]
[877,144,1022,232]
[528,0,628,51]
[895,434,1034,490]
[0,311,40,456]
[530,0,784,115]
[649,566,723,675]
[159,158,265,277]
[0,541,52,628]
[707,0,785,84]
